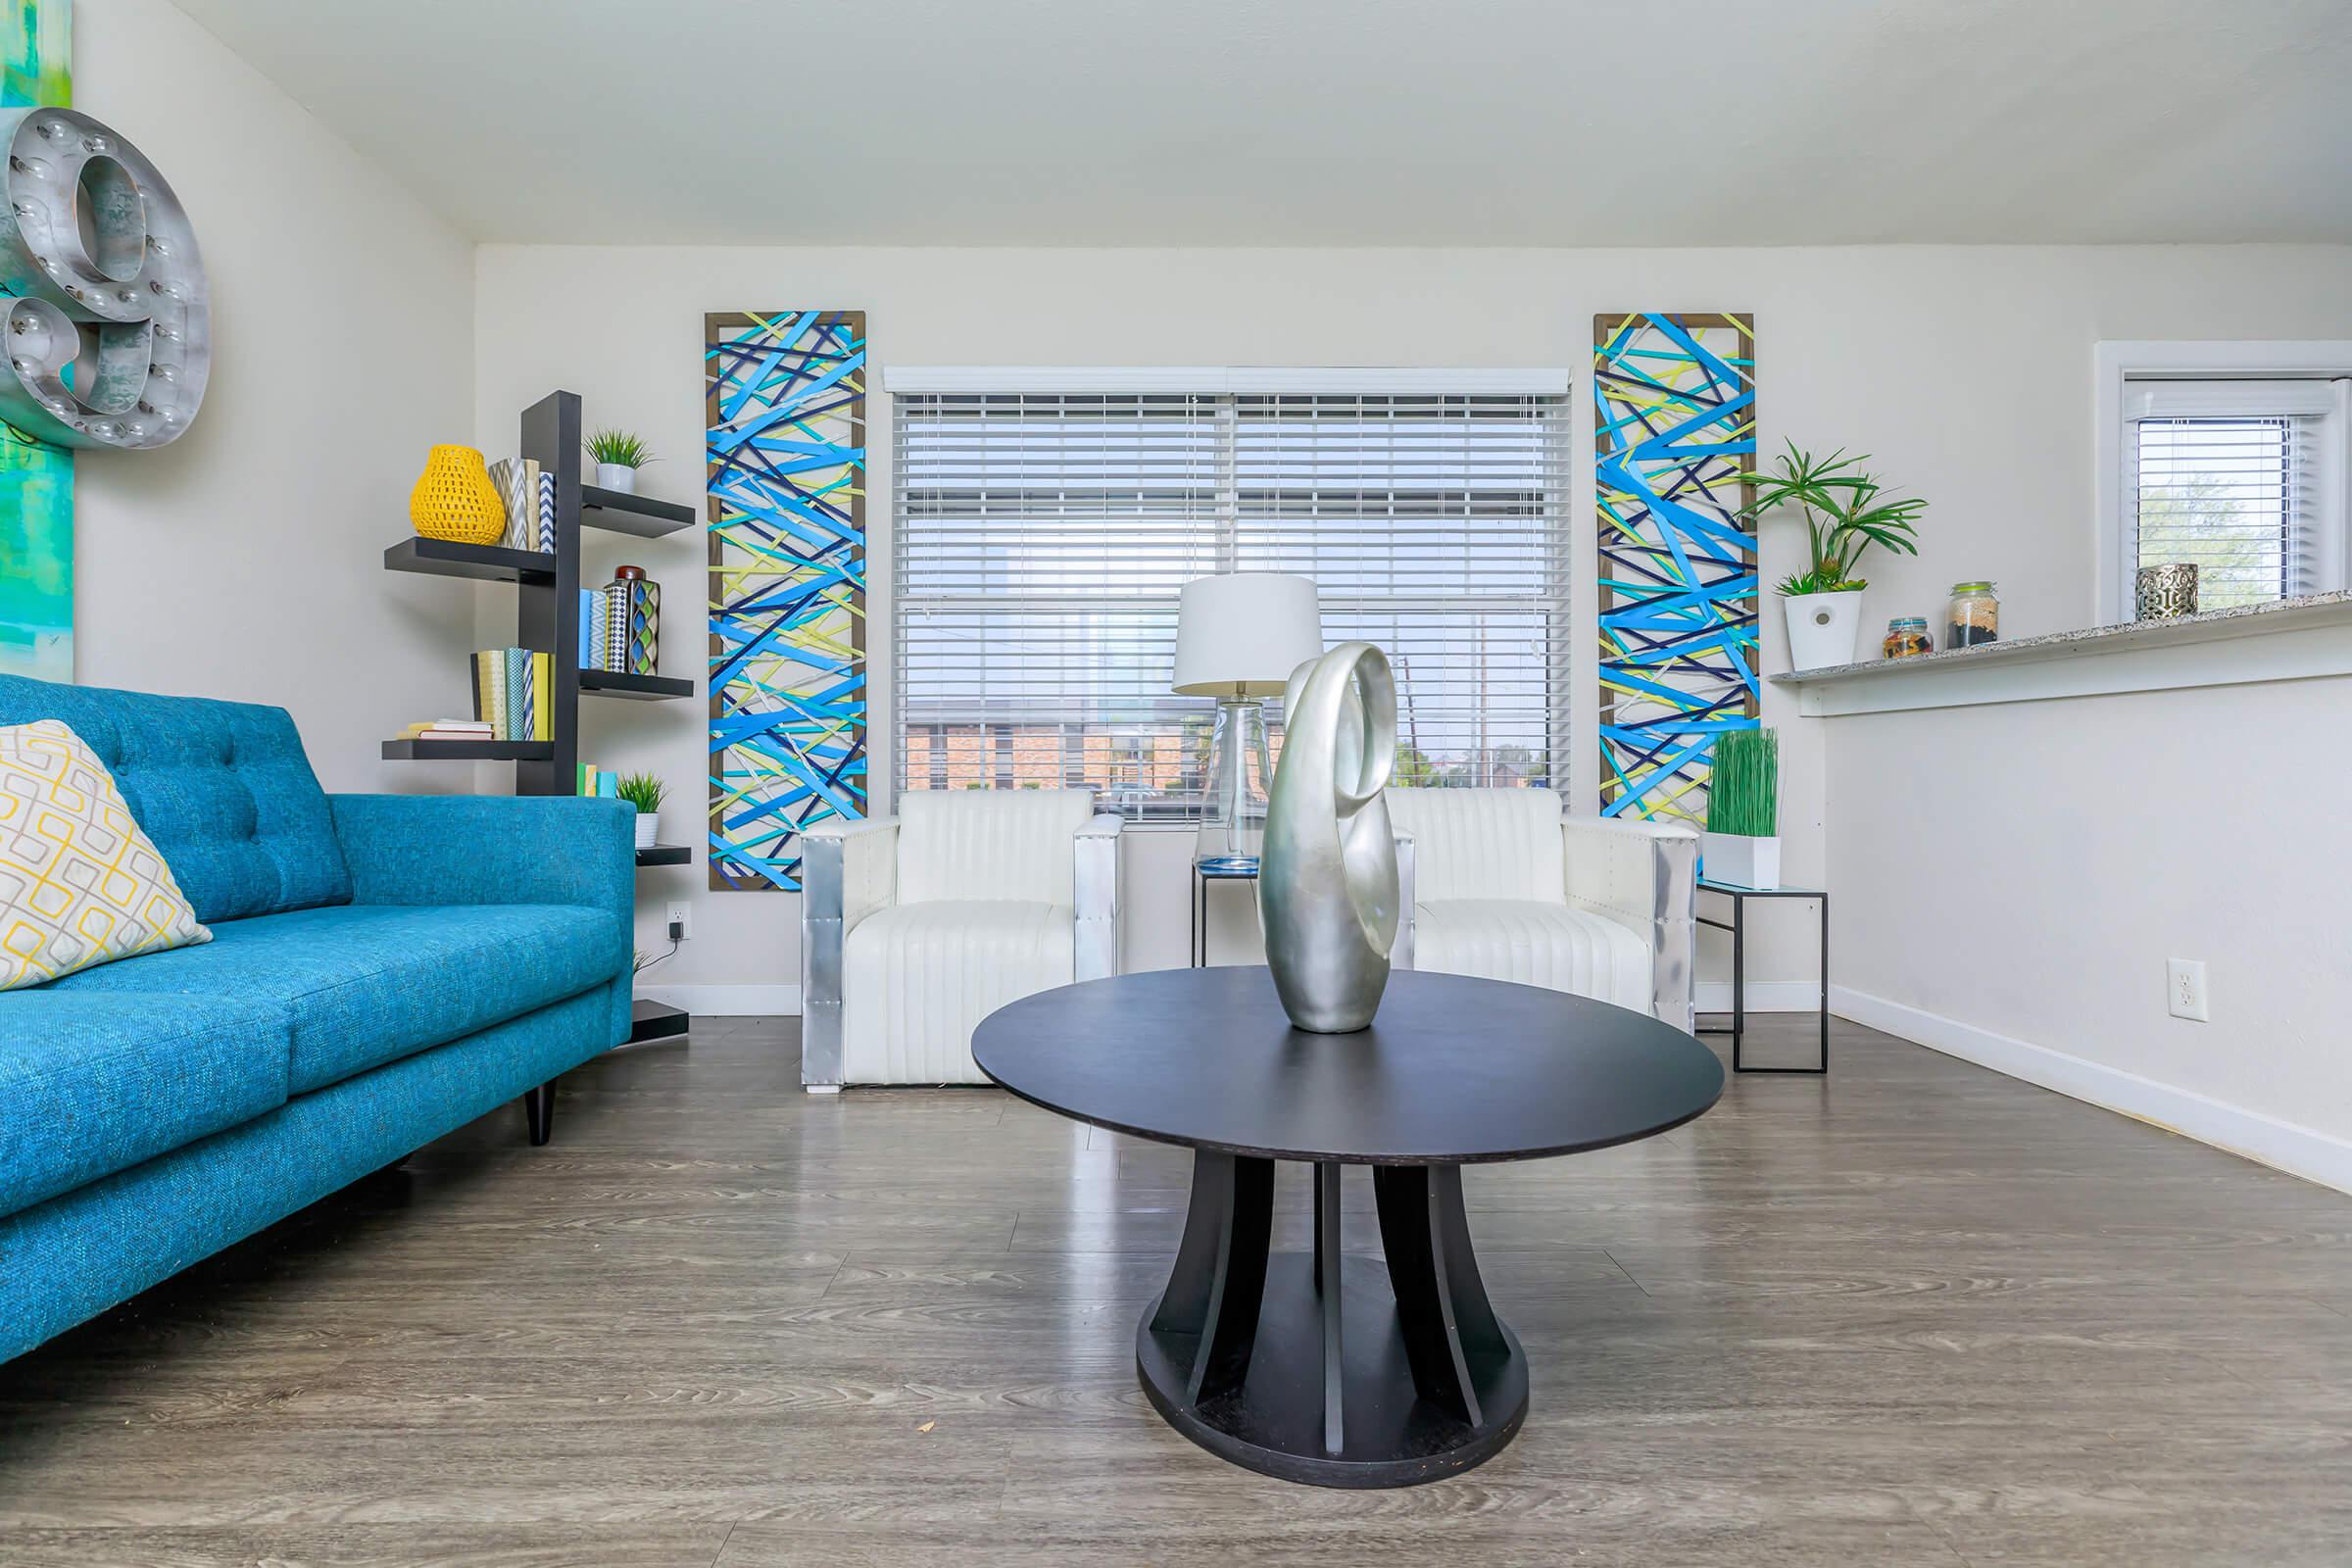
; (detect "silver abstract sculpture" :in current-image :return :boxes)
[1258,642,1400,1033]
[0,107,209,450]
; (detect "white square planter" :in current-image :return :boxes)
[1782,589,1865,671]
[1701,831,1781,890]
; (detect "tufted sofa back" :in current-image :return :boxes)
[0,675,352,924]
[895,788,1095,906]
[1386,786,1566,904]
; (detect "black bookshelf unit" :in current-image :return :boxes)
[380,739,554,762]
[383,389,696,1048]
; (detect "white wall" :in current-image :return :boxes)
[1827,671,2352,1190]
[469,242,2352,999]
[70,0,475,791]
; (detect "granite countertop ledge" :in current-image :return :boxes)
[1768,589,2352,715]
[1769,588,2352,685]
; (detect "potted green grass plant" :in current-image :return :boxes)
[586,428,657,494]
[1746,443,1927,670]
[615,770,666,851]
[1703,727,1780,890]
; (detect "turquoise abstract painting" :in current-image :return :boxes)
[0,0,72,682]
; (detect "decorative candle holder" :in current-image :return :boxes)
[2135,564,2199,621]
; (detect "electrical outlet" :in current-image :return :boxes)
[666,901,693,942]
[2166,957,2208,1022]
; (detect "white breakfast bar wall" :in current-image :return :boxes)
[469,243,2352,1026]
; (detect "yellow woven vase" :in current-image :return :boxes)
[410,445,506,544]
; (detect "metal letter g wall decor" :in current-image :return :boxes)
[0,105,209,450]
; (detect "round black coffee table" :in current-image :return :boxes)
[973,965,1723,1488]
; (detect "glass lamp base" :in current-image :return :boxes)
[1196,696,1272,867]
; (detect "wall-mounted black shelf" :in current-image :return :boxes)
[384,537,556,583]
[580,668,694,701]
[581,485,696,538]
[628,999,690,1045]
[635,845,691,867]
[381,739,555,761]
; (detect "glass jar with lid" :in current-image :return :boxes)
[1882,616,1934,659]
[1946,581,1999,649]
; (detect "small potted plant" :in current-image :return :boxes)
[1703,727,1779,890]
[1746,443,1927,670]
[615,770,666,851]
[586,428,657,494]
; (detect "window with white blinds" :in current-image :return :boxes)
[893,385,1572,818]
[2124,379,2350,614]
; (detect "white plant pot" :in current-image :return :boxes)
[1701,831,1782,891]
[634,811,659,850]
[596,463,639,494]
[1782,589,1866,671]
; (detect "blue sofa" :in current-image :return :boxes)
[0,676,635,1361]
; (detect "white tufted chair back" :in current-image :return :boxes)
[895,788,1098,906]
[1384,787,1567,904]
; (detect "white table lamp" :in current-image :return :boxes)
[1172,572,1323,866]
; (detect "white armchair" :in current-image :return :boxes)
[799,789,1121,1089]
[1386,788,1698,1033]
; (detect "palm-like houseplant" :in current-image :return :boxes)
[1745,443,1928,668]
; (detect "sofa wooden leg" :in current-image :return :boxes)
[522,1081,557,1147]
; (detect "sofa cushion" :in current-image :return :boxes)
[0,675,352,923]
[0,993,290,1215]
[1412,898,1652,1015]
[42,902,625,1095]
[844,900,1074,1084]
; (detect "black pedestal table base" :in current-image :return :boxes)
[1135,1150,1529,1487]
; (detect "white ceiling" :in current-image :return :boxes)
[172,0,2352,247]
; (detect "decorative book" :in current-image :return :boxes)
[468,649,555,741]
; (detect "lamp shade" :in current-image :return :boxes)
[1171,573,1323,697]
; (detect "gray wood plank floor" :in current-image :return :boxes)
[4,1011,2348,1566]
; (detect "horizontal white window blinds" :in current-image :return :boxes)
[893,388,1573,816]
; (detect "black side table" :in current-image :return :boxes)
[1695,879,1829,1074]
[1190,855,1260,967]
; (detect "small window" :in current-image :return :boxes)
[2123,379,2348,615]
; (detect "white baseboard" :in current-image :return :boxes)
[1695,980,1819,1013]
[1831,984,2352,1197]
[634,983,802,1017]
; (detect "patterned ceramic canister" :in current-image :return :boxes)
[2135,563,2199,621]
[628,577,660,675]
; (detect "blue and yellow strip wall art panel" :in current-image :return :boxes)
[1593,313,1758,825]
[705,311,867,892]
[0,0,72,682]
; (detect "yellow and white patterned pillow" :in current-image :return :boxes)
[0,718,210,990]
